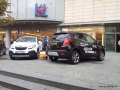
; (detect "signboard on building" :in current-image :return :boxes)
[16,30,20,34]
[36,29,41,33]
[35,4,48,17]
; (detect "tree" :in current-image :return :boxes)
[0,0,14,29]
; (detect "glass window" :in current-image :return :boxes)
[84,34,95,43]
[105,34,115,52]
[115,26,120,32]
[16,37,36,42]
[105,26,120,33]
[105,26,116,32]
[51,34,70,40]
[74,33,79,39]
[79,33,85,40]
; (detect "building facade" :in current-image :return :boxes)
[0,0,64,48]
[1,0,120,52]
[61,0,120,52]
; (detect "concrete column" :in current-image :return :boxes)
[6,30,11,49]
[56,27,62,33]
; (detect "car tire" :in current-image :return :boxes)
[35,50,39,59]
[0,50,3,56]
[3,52,6,55]
[68,50,80,64]
[3,48,6,55]
[97,50,105,61]
[10,56,15,60]
[49,56,58,61]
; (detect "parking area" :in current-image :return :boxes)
[0,52,120,88]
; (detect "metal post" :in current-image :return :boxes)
[5,30,11,49]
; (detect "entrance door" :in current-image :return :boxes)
[105,34,115,52]
[116,34,120,52]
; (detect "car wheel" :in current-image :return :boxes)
[68,50,80,64]
[35,50,39,59]
[3,52,6,55]
[98,50,105,61]
[49,56,58,61]
[10,56,15,60]
[0,50,3,56]
[0,50,1,56]
[3,48,6,55]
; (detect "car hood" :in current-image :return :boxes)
[12,42,36,47]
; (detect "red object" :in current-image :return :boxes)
[37,5,48,16]
[60,52,64,56]
[62,39,72,47]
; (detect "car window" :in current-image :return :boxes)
[16,37,36,42]
[84,34,95,43]
[51,34,70,40]
[74,34,79,39]
[79,33,86,41]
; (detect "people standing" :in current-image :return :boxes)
[42,34,49,51]
[42,34,49,59]
[118,39,120,52]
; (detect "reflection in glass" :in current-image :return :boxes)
[105,26,116,32]
[105,34,115,52]
[115,26,120,32]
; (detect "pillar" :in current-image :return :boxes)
[6,30,11,49]
[56,27,62,33]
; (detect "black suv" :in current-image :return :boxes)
[47,32,105,64]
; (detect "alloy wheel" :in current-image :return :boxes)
[72,51,80,63]
[100,51,104,61]
[69,50,80,64]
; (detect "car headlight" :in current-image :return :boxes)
[28,44,36,49]
[10,45,14,49]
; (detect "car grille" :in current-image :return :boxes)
[15,47,27,50]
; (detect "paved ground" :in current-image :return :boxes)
[0,52,120,89]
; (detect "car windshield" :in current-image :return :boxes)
[16,37,36,42]
[51,34,70,40]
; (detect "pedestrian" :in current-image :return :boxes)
[118,39,120,52]
[42,34,49,51]
[42,34,49,59]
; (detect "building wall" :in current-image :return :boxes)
[64,0,120,23]
[8,0,64,21]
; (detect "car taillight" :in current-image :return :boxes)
[62,39,72,47]
[60,52,64,55]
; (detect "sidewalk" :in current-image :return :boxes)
[0,52,120,90]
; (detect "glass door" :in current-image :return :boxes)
[105,34,115,52]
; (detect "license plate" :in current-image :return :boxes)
[15,51,25,53]
[51,43,57,45]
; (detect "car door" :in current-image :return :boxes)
[83,34,98,57]
[75,33,88,57]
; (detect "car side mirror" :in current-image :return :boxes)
[94,41,99,45]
